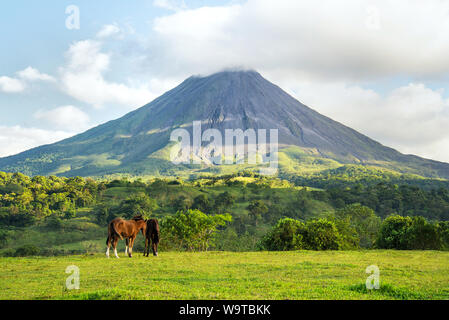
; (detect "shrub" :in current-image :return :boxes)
[260,218,305,251]
[377,215,441,250]
[0,230,8,248]
[260,218,344,251]
[437,221,449,250]
[335,204,381,248]
[405,217,441,250]
[329,216,359,250]
[46,215,63,230]
[94,204,109,226]
[376,215,412,249]
[247,200,268,225]
[0,209,36,227]
[161,209,232,251]
[14,245,40,257]
[304,219,342,250]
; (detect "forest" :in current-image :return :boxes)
[1,170,449,256]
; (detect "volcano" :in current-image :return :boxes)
[1,70,449,179]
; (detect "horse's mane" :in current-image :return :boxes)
[132,215,145,221]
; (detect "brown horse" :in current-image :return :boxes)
[106,216,146,258]
[144,219,160,257]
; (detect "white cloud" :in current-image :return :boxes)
[0,67,55,93]
[148,0,449,163]
[153,0,187,12]
[0,76,25,93]
[17,67,55,82]
[152,0,449,81]
[96,24,122,39]
[0,126,74,157]
[59,40,153,108]
[283,79,449,162]
[34,105,90,132]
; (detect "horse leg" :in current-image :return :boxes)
[128,236,135,258]
[113,237,120,259]
[106,236,111,258]
[125,238,129,255]
[144,237,148,257]
[152,239,158,257]
[146,237,152,257]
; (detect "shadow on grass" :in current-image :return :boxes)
[58,288,139,300]
[348,283,432,300]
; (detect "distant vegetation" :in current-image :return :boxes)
[1,170,449,256]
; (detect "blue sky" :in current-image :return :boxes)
[1,0,449,162]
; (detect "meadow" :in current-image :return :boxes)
[1,250,448,300]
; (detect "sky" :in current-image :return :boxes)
[1,0,449,162]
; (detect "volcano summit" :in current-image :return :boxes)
[1,70,449,179]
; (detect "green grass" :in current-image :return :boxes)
[1,250,448,300]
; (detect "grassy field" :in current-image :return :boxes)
[0,250,448,300]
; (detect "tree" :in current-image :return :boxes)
[214,192,235,214]
[329,215,359,250]
[304,219,342,250]
[376,215,412,249]
[260,218,305,251]
[336,204,381,248]
[161,209,232,251]
[247,200,268,225]
[118,193,158,219]
[0,230,8,248]
[437,221,449,250]
[94,204,109,226]
[192,194,210,212]
[173,196,192,211]
[377,215,441,250]
[404,216,440,250]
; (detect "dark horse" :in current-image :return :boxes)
[144,219,160,257]
[106,216,146,258]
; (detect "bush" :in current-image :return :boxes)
[260,218,305,251]
[94,204,109,226]
[405,217,440,250]
[329,216,359,250]
[377,215,442,250]
[260,218,344,251]
[0,209,36,227]
[376,215,412,249]
[335,204,381,248]
[437,221,449,250]
[0,230,8,248]
[161,209,232,251]
[304,219,342,250]
[46,215,63,230]
[14,245,40,257]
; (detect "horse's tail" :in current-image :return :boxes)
[108,220,123,243]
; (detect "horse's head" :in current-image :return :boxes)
[131,215,146,230]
